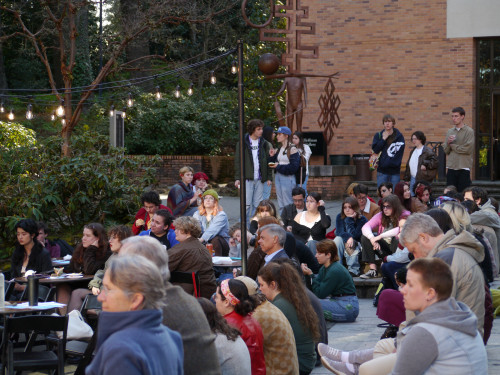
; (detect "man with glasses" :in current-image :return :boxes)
[354,184,380,220]
[281,187,306,231]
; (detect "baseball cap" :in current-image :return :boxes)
[274,126,292,136]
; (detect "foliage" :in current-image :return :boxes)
[0,129,159,255]
[0,120,36,150]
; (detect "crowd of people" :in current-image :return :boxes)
[6,106,496,374]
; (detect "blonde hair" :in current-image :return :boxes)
[173,216,202,238]
[198,201,224,216]
[179,166,194,176]
[439,201,472,234]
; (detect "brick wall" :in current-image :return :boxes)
[287,0,475,174]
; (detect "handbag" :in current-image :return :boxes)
[56,310,93,340]
[369,151,380,171]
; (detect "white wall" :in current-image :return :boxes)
[447,0,500,38]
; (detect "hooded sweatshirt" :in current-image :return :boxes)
[471,198,500,276]
[391,298,487,375]
[371,128,405,175]
[428,229,485,336]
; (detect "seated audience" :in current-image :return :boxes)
[394,181,427,213]
[292,192,331,253]
[257,224,290,265]
[138,209,178,250]
[281,187,306,232]
[414,182,433,209]
[11,219,52,295]
[333,196,368,276]
[360,194,410,279]
[319,258,487,375]
[120,236,221,375]
[167,166,198,217]
[403,130,438,193]
[236,276,300,375]
[68,225,133,313]
[36,221,61,258]
[376,182,393,207]
[132,190,171,235]
[249,199,281,236]
[168,216,216,298]
[87,255,183,375]
[59,223,111,314]
[193,189,230,256]
[302,240,359,322]
[354,184,380,220]
[215,279,266,375]
[228,223,254,259]
[258,262,319,375]
[198,297,251,375]
[192,172,209,205]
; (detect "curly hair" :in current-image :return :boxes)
[108,225,133,242]
[173,216,202,238]
[258,262,320,341]
[198,297,241,341]
[218,279,257,317]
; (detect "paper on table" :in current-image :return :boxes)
[212,256,235,264]
[63,255,72,260]
[7,302,66,310]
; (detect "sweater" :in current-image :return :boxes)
[291,206,331,243]
[252,300,299,375]
[312,261,357,299]
[443,125,474,170]
[234,134,272,182]
[162,283,221,375]
[132,204,171,235]
[67,245,111,275]
[193,210,230,243]
[224,311,266,375]
[392,299,487,375]
[272,294,316,373]
[371,128,405,175]
[10,242,52,278]
[335,214,367,243]
[87,309,183,375]
[214,334,251,375]
[361,211,410,240]
[167,181,196,217]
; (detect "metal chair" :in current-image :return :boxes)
[170,271,201,297]
[1,315,68,375]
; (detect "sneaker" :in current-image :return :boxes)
[359,269,377,279]
[321,357,356,375]
[318,343,343,362]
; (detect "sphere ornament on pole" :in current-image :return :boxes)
[258,53,280,75]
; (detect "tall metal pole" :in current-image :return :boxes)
[237,40,247,275]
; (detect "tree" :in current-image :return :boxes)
[0,0,238,156]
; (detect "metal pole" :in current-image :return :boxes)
[237,40,247,275]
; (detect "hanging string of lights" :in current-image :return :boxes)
[0,47,237,121]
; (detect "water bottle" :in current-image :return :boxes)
[0,273,4,309]
[27,275,39,306]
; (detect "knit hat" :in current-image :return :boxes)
[193,172,209,183]
[202,189,219,202]
[235,276,259,296]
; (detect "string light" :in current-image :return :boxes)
[7,109,14,121]
[109,105,115,117]
[187,83,194,96]
[26,103,33,120]
[210,71,216,85]
[51,111,56,121]
[0,101,4,113]
[155,86,162,100]
[127,92,134,107]
[174,85,181,98]
[56,100,65,117]
[61,116,66,126]
[231,60,237,74]
[122,107,127,118]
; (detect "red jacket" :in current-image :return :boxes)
[224,311,266,375]
[132,204,171,235]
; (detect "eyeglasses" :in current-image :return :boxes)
[382,205,392,210]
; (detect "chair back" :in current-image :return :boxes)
[4,282,14,301]
[170,271,201,297]
[80,294,102,314]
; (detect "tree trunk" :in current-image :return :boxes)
[0,16,8,93]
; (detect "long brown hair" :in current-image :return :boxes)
[381,195,405,229]
[73,223,109,264]
[258,262,320,341]
[341,196,361,219]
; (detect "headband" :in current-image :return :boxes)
[221,279,240,306]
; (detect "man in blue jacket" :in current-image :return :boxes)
[372,114,405,187]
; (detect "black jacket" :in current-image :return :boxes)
[11,242,52,278]
[291,206,331,243]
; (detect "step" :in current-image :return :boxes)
[353,277,382,299]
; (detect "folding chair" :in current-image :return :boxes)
[1,315,68,375]
[170,271,201,297]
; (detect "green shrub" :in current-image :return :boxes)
[0,129,159,258]
[0,120,36,150]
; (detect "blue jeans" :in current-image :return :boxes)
[275,173,296,211]
[377,172,400,187]
[409,176,416,196]
[262,179,272,200]
[245,179,264,222]
[334,237,360,275]
[320,295,359,322]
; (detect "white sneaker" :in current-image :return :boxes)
[318,343,343,362]
[359,269,378,279]
[321,357,357,375]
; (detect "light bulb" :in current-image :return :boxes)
[0,102,4,113]
[187,83,194,96]
[231,61,237,74]
[210,71,216,85]
[174,85,181,98]
[127,92,133,107]
[7,109,14,121]
[61,117,66,126]
[56,100,65,117]
[51,111,56,121]
[122,107,127,119]
[26,104,33,120]
[155,86,162,100]
[109,105,115,117]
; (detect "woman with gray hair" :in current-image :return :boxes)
[168,216,217,298]
[87,255,183,375]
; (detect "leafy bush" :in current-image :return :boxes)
[0,120,36,150]
[0,129,159,257]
